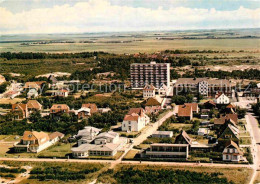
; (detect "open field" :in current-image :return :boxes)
[1,36,260,54]
[98,164,253,184]
[0,160,108,184]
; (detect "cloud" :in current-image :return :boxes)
[0,0,260,34]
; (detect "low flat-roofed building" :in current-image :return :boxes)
[151,131,173,138]
[144,143,189,159]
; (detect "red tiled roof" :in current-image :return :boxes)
[178,105,192,117]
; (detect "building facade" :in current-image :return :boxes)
[131,62,170,89]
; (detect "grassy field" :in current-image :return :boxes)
[0,160,109,184]
[1,38,260,54]
[98,164,253,184]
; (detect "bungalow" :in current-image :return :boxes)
[143,143,189,159]
[143,84,156,98]
[14,130,64,153]
[71,143,121,158]
[122,108,150,132]
[152,131,173,138]
[12,104,29,120]
[222,140,243,162]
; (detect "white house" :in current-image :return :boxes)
[222,140,243,162]
[27,88,39,98]
[143,84,156,98]
[122,108,150,132]
[214,93,230,104]
[76,126,101,145]
[71,143,121,158]
[55,89,69,97]
[94,131,119,145]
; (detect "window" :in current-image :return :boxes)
[226,155,229,159]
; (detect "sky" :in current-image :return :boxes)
[0,0,260,34]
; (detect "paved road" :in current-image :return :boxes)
[245,113,260,184]
[0,157,251,168]
[110,110,175,168]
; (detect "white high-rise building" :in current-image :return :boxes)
[130,62,170,89]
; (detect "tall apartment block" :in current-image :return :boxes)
[130,62,170,89]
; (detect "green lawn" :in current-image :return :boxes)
[37,143,74,158]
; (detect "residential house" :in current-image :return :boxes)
[158,84,169,96]
[184,103,199,113]
[76,126,101,145]
[177,105,193,120]
[214,114,238,128]
[12,104,28,120]
[82,104,98,114]
[24,81,45,90]
[122,108,150,132]
[27,100,42,113]
[222,140,243,162]
[218,124,239,148]
[204,100,216,109]
[50,104,70,116]
[27,88,39,98]
[76,107,91,119]
[143,84,156,98]
[214,93,230,105]
[174,130,193,146]
[55,89,69,97]
[144,97,163,114]
[49,132,65,144]
[143,143,189,159]
[14,131,64,153]
[94,131,119,145]
[152,131,173,138]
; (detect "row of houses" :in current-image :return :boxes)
[142,128,243,162]
[11,101,110,120]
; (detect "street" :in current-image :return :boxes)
[245,113,260,184]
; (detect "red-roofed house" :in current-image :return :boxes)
[12,104,29,120]
[122,108,150,132]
